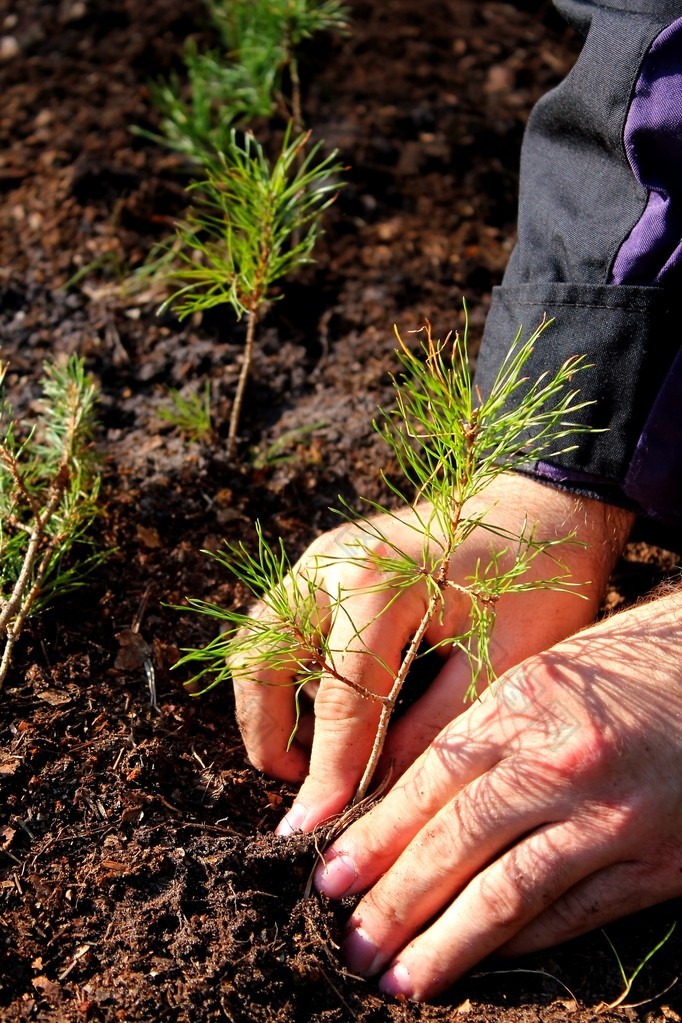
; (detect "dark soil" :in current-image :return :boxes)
[1,2,681,1021]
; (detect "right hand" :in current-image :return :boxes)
[231,473,634,832]
[313,584,682,1000]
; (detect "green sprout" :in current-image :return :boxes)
[140,39,278,162]
[602,922,677,1009]
[160,126,344,455]
[158,382,214,444]
[0,356,104,688]
[249,419,327,469]
[177,313,597,801]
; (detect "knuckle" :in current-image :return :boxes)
[315,680,379,726]
[397,764,439,818]
[543,884,602,936]
[360,883,407,930]
[547,723,612,782]
[479,873,529,931]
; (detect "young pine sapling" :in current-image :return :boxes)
[160,127,344,456]
[141,38,278,163]
[177,316,595,802]
[0,356,103,688]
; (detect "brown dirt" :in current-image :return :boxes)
[1,1,680,1021]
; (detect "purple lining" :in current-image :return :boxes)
[532,462,605,487]
[623,344,682,521]
[604,18,682,524]
[610,18,682,285]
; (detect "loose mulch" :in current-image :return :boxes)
[1,1,681,1021]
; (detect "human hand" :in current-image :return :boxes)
[233,473,633,831]
[314,586,682,1001]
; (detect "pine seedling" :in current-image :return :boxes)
[158,382,214,443]
[159,126,344,455]
[177,314,597,801]
[602,922,676,1009]
[249,419,327,468]
[0,356,104,688]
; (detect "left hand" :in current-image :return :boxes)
[314,586,682,1001]
[232,476,631,832]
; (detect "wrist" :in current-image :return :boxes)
[500,470,634,552]
[471,473,634,600]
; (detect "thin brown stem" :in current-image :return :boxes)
[302,644,391,706]
[353,491,467,803]
[289,54,303,138]
[0,468,68,632]
[227,309,257,457]
[352,585,441,803]
[0,447,41,521]
[0,465,70,689]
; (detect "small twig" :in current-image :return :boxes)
[128,585,158,710]
[228,308,257,458]
[472,966,578,1005]
[317,963,358,1020]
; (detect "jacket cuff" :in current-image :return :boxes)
[475,281,677,482]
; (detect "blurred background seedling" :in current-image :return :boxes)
[213,0,351,135]
[158,382,214,444]
[136,0,350,162]
[0,356,105,688]
[249,419,328,469]
[62,249,128,293]
[140,38,276,163]
[129,0,348,459]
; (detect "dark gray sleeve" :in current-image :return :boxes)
[474,0,682,527]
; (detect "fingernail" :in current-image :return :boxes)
[275,803,307,836]
[315,852,358,898]
[379,962,414,1000]
[343,926,381,975]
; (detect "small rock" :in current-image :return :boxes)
[0,36,19,61]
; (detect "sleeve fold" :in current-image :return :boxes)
[475,0,682,527]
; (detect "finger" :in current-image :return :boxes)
[333,754,565,970]
[233,675,309,782]
[230,561,329,781]
[332,650,593,874]
[376,815,625,1001]
[502,859,676,957]
[315,694,517,896]
[277,583,428,832]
